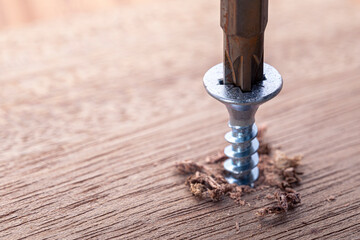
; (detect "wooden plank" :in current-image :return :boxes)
[0,0,360,239]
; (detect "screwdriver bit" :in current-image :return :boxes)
[203,0,283,186]
[221,0,267,91]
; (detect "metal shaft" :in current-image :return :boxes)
[221,0,268,91]
[223,106,260,186]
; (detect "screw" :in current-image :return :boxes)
[203,63,282,186]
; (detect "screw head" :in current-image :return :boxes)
[203,63,283,106]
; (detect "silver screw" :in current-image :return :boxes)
[203,63,283,186]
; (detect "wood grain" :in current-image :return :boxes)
[0,0,360,239]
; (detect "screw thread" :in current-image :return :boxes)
[223,122,259,186]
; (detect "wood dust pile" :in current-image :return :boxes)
[175,126,304,216]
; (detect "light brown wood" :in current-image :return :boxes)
[0,0,129,29]
[0,0,360,239]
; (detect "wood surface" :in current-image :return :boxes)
[0,0,125,29]
[0,0,360,239]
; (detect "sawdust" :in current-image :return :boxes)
[259,150,303,191]
[175,125,304,217]
[256,192,301,216]
[180,168,253,203]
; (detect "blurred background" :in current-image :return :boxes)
[0,0,125,29]
[1,0,360,158]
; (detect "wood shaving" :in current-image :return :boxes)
[175,125,304,217]
[256,192,301,216]
[184,170,251,203]
[274,150,303,170]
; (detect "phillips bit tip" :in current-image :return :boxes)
[221,0,268,92]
